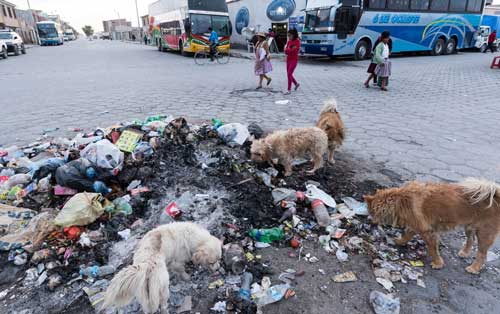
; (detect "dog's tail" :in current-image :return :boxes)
[320,98,338,115]
[102,254,169,313]
[460,178,500,208]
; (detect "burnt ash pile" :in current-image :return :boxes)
[0,116,392,314]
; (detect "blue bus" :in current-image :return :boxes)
[37,21,64,46]
[301,0,487,59]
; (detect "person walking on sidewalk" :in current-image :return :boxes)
[373,31,392,92]
[365,31,392,88]
[484,30,497,53]
[255,32,272,89]
[284,29,301,94]
[144,34,148,45]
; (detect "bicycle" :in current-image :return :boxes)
[194,45,230,65]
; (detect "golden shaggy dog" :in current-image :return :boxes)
[251,127,328,176]
[102,222,222,314]
[364,178,500,274]
[316,98,345,164]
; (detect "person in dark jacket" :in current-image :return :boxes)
[364,31,393,87]
[484,30,497,53]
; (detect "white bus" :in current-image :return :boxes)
[36,21,64,46]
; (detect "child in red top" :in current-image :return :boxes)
[285,29,301,94]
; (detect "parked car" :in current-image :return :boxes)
[0,38,7,59]
[0,30,26,56]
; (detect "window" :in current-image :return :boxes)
[449,0,466,12]
[387,0,409,10]
[369,0,386,9]
[7,7,12,18]
[2,5,6,16]
[467,0,483,13]
[13,9,16,18]
[410,0,429,10]
[430,0,449,11]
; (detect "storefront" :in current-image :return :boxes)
[227,0,306,51]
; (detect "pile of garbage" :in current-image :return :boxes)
[1,114,470,314]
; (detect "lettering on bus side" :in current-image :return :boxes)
[372,14,420,24]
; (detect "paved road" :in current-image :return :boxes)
[1,40,500,182]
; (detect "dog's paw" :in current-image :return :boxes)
[431,259,445,269]
[466,264,482,275]
[458,249,472,258]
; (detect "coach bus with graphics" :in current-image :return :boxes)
[301,0,488,60]
[149,0,231,55]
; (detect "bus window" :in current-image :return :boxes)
[368,0,387,9]
[410,0,429,10]
[466,0,483,13]
[387,0,409,10]
[305,8,333,30]
[212,15,230,37]
[449,0,466,12]
[191,14,211,35]
[430,0,449,11]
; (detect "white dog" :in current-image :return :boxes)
[102,222,222,314]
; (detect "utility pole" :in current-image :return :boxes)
[26,0,39,45]
[134,0,142,41]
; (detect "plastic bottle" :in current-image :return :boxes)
[248,228,285,243]
[93,181,111,195]
[255,284,290,306]
[279,202,297,223]
[79,265,116,278]
[238,272,253,301]
[311,199,331,227]
[211,118,224,129]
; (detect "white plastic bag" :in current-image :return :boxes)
[217,123,250,146]
[80,140,124,174]
[305,184,337,208]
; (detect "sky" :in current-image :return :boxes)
[9,0,152,32]
[9,0,500,33]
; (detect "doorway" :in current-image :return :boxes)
[271,22,288,52]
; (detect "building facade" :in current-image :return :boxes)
[0,0,20,30]
[102,19,139,41]
[227,0,306,50]
[15,9,37,44]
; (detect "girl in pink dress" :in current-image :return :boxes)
[254,32,272,89]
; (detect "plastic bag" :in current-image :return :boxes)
[55,158,96,192]
[217,123,250,146]
[0,204,37,238]
[80,140,124,174]
[0,209,57,252]
[305,184,337,208]
[54,193,112,227]
[132,142,154,161]
[30,158,65,180]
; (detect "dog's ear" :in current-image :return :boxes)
[192,247,209,265]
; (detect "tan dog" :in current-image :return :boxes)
[364,178,500,274]
[316,98,345,164]
[102,222,222,314]
[251,127,328,176]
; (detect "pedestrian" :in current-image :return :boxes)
[364,32,393,88]
[284,28,301,94]
[255,32,272,89]
[373,31,392,92]
[484,30,497,53]
[144,34,148,45]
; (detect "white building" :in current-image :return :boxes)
[227,0,307,51]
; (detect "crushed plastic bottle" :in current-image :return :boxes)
[311,199,331,227]
[80,265,116,278]
[249,228,284,243]
[238,272,253,301]
[255,284,291,306]
[342,197,369,216]
[93,181,111,195]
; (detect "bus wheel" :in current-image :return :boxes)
[445,38,457,54]
[354,40,369,60]
[431,38,445,56]
[21,44,26,54]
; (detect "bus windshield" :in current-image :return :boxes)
[38,24,58,38]
[304,8,333,33]
[190,14,230,37]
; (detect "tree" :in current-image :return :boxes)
[82,25,94,37]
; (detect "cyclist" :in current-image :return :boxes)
[208,27,218,61]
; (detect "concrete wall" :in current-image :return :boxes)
[228,0,306,47]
